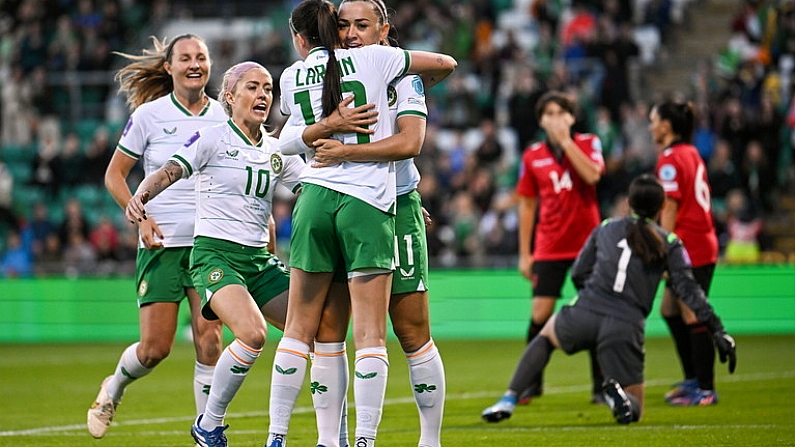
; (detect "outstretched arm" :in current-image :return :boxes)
[407,50,458,87]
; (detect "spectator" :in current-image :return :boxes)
[707,138,741,206]
[30,128,61,198]
[722,188,763,263]
[717,97,750,167]
[740,139,776,212]
[750,94,784,174]
[27,201,56,260]
[442,75,480,129]
[54,132,86,188]
[47,14,79,71]
[1,229,32,277]
[58,198,91,248]
[0,161,17,234]
[474,118,504,166]
[450,191,483,262]
[83,126,113,186]
[89,215,120,262]
[34,231,63,276]
[17,20,47,73]
[693,109,717,161]
[620,100,656,175]
[507,70,546,154]
[62,230,97,276]
[1,66,34,145]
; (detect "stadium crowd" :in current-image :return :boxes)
[0,0,793,277]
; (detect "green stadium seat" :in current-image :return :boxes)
[6,161,33,183]
[1,143,36,163]
[74,184,104,207]
[12,185,45,210]
[73,119,103,147]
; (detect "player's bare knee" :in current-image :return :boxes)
[392,324,429,353]
[138,342,171,367]
[397,333,429,354]
[194,332,223,363]
[236,324,267,349]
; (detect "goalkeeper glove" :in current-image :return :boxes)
[713,331,737,374]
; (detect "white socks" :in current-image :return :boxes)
[311,341,349,447]
[406,339,445,447]
[194,361,215,416]
[200,339,261,430]
[106,342,152,402]
[353,347,389,442]
[267,337,311,444]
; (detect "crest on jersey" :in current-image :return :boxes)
[271,153,283,174]
[137,280,148,297]
[411,76,424,95]
[659,164,677,181]
[387,85,397,107]
[208,268,224,284]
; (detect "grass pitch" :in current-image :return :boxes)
[1,334,793,446]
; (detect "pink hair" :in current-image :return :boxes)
[225,61,265,94]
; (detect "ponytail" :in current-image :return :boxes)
[626,218,666,267]
[291,0,343,118]
[626,174,667,267]
[316,1,342,117]
[113,34,205,111]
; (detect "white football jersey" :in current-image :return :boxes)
[390,74,426,195]
[279,45,409,213]
[170,120,303,248]
[116,93,227,247]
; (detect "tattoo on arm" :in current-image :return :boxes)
[149,160,183,195]
[163,160,183,184]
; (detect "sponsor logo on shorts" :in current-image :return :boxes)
[137,280,148,296]
[271,153,283,173]
[208,268,224,283]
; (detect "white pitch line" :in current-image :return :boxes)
[2,371,793,437]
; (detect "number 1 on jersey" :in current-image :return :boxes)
[613,238,631,293]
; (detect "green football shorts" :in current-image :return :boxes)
[135,246,194,306]
[290,183,395,274]
[190,236,290,320]
[392,190,429,294]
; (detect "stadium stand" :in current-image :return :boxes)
[1,0,794,277]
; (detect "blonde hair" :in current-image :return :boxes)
[113,34,208,111]
[218,62,274,136]
[218,61,268,116]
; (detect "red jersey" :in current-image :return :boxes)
[656,142,719,267]
[516,133,604,261]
